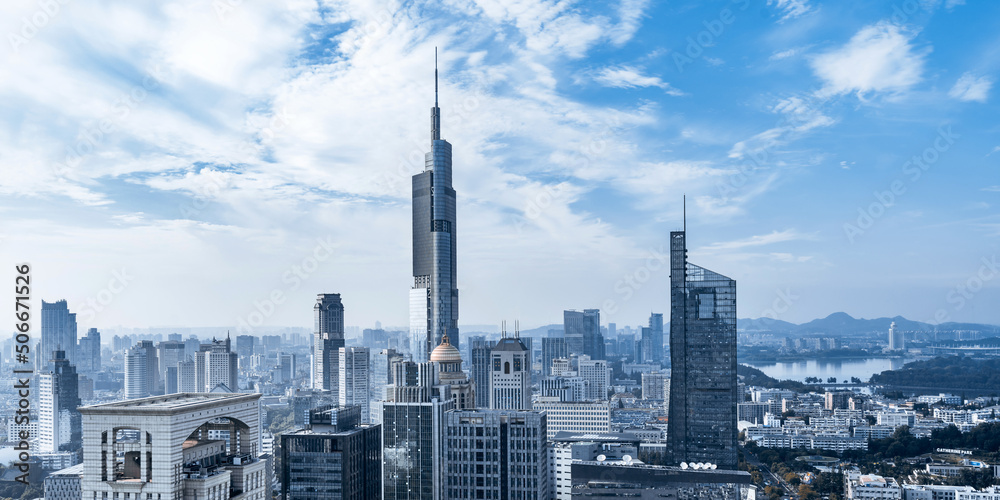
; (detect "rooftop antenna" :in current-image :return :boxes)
[431,47,441,141]
[435,47,438,108]
[683,194,686,233]
[515,320,519,339]
[501,320,506,339]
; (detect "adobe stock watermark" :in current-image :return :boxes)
[78,268,134,323]
[602,246,670,315]
[236,237,336,334]
[843,126,958,243]
[8,0,72,52]
[931,255,998,324]
[760,288,799,320]
[53,66,170,178]
[672,0,749,73]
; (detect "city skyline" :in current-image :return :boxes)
[2,1,999,332]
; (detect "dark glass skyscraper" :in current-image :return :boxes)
[563,309,604,360]
[667,228,738,470]
[410,53,459,362]
[314,293,346,397]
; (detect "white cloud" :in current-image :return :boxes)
[591,65,684,95]
[768,0,812,22]
[945,0,966,9]
[948,72,993,102]
[701,229,816,252]
[810,22,928,98]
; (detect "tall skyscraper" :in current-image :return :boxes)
[469,337,496,409]
[314,294,346,397]
[76,328,101,373]
[281,406,382,500]
[444,410,549,500]
[41,300,77,370]
[667,223,738,470]
[39,350,82,453]
[888,321,904,351]
[563,309,604,360]
[156,340,184,386]
[410,52,459,362]
[541,337,568,376]
[489,332,531,411]
[340,346,371,423]
[177,358,198,392]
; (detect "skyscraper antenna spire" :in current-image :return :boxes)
[431,47,441,141]
[435,46,438,108]
[683,194,686,232]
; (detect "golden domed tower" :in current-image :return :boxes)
[430,334,475,409]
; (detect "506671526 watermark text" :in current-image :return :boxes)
[12,264,33,484]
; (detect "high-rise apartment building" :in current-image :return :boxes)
[197,336,239,392]
[39,350,82,453]
[577,356,609,401]
[124,341,158,399]
[489,334,531,411]
[444,410,549,500]
[280,406,381,500]
[410,55,459,363]
[641,372,669,400]
[888,321,904,351]
[76,328,101,373]
[667,224,738,470]
[339,346,371,423]
[563,309,604,360]
[314,294,346,397]
[41,300,77,370]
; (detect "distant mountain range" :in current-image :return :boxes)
[479,312,1000,338]
[739,312,1000,336]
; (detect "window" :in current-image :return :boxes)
[698,292,715,319]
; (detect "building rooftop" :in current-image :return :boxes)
[79,392,260,414]
[48,463,85,477]
[492,336,528,352]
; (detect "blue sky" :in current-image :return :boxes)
[0,0,998,332]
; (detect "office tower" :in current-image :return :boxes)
[164,366,178,394]
[382,360,455,500]
[532,400,611,439]
[183,336,201,359]
[667,223,738,470]
[608,322,617,339]
[641,313,665,364]
[177,358,198,392]
[577,356,609,401]
[430,334,474,410]
[641,372,669,400]
[563,309,604,360]
[41,300,77,370]
[76,328,101,373]
[444,410,549,500]
[198,337,239,392]
[542,337,568,376]
[281,406,381,500]
[80,393,268,500]
[124,341,157,399]
[410,54,459,363]
[570,461,753,499]
[235,334,256,358]
[156,340,184,385]
[540,376,587,402]
[168,333,182,342]
[39,350,82,453]
[314,294,346,397]
[340,347,371,423]
[469,337,496,409]
[489,332,531,410]
[372,348,404,401]
[888,321,904,351]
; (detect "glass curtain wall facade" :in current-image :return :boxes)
[667,230,738,470]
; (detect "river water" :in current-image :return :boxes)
[744,357,909,383]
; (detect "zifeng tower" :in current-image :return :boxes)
[410,50,459,362]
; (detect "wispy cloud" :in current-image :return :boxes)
[948,72,993,102]
[768,0,813,22]
[591,65,684,95]
[810,22,928,98]
[701,229,816,252]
